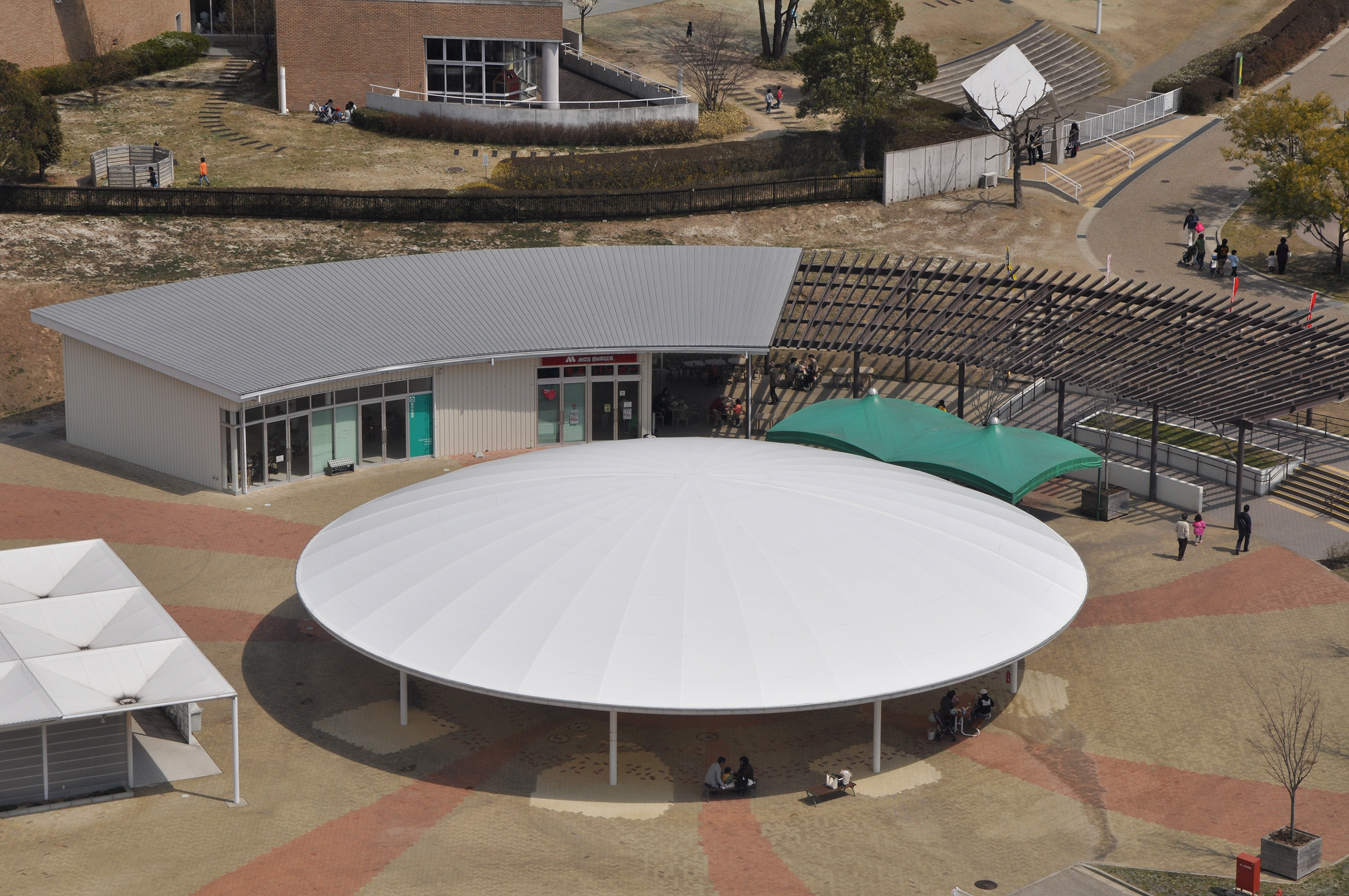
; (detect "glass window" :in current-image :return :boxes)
[289,396,310,413]
[426,38,444,61]
[221,409,232,425]
[359,384,383,400]
[335,387,358,405]
[311,392,330,408]
[427,66,445,93]
[445,66,464,95]
[465,67,483,94]
[485,40,505,63]
[537,384,560,444]
[536,367,560,380]
[265,401,286,418]
[408,377,432,393]
[564,366,586,378]
[465,40,482,61]
[245,406,263,423]
[447,39,463,61]
[384,380,408,395]
[563,382,586,442]
[486,65,507,96]
[618,364,641,376]
[591,365,614,376]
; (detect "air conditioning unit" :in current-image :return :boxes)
[980,172,998,188]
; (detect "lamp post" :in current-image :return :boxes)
[1096,0,1102,34]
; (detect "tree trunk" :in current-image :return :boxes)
[759,0,772,56]
[1290,787,1297,840]
[1012,159,1023,209]
[1337,224,1345,277]
[581,10,587,38]
[772,0,783,57]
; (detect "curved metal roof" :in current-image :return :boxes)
[296,439,1088,715]
[32,246,803,401]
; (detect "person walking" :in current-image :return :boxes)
[1175,514,1191,560]
[1235,504,1252,553]
[774,86,783,110]
[147,165,158,188]
[198,156,210,186]
[1212,239,1229,278]
[1183,209,1197,246]
[764,87,773,113]
[686,20,693,39]
[764,359,780,405]
[1192,512,1206,545]
[1276,237,1290,274]
[1067,122,1080,158]
[1228,248,1240,279]
[1193,228,1207,271]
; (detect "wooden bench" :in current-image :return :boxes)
[705,781,756,800]
[804,781,856,806]
[327,457,356,475]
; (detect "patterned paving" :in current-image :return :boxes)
[1,433,1346,896]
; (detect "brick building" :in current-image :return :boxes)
[276,0,563,111]
[0,0,191,70]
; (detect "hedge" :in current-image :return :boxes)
[488,132,848,192]
[350,107,699,148]
[1150,0,1349,114]
[21,32,210,96]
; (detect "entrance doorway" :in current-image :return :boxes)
[536,356,642,445]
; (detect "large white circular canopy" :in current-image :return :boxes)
[297,439,1087,714]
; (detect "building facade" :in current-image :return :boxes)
[1,0,191,70]
[275,0,563,111]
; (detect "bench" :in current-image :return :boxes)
[327,457,356,475]
[705,781,756,800]
[804,781,856,806]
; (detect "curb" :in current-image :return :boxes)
[1094,118,1223,209]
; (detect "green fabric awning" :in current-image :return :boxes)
[764,393,972,461]
[766,394,1102,503]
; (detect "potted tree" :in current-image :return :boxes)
[1251,668,1325,880]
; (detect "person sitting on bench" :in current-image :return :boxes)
[705,756,728,790]
[734,755,756,792]
[972,688,995,730]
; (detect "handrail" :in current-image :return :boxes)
[1104,135,1134,168]
[1042,165,1082,200]
[368,84,691,109]
[561,46,679,95]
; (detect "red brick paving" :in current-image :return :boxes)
[953,730,1349,860]
[1072,546,1349,627]
[0,484,318,558]
[700,798,814,896]
[193,724,551,896]
[166,606,335,642]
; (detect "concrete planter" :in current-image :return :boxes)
[1081,486,1129,520]
[1261,830,1321,880]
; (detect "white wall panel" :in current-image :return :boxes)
[434,359,537,457]
[63,339,229,490]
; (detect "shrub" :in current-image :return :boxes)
[350,106,699,148]
[694,104,749,140]
[489,132,846,192]
[23,32,209,96]
[1151,34,1268,94]
[1178,76,1232,115]
[859,96,982,165]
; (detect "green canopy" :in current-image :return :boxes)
[766,394,1102,503]
[889,420,1102,504]
[764,393,972,461]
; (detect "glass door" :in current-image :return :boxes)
[617,381,640,440]
[360,403,383,464]
[562,383,586,443]
[591,381,614,441]
[409,393,434,457]
[289,416,310,478]
[266,420,288,483]
[245,422,265,487]
[335,405,358,462]
[385,399,407,461]
[311,409,334,474]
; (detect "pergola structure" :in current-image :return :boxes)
[773,251,1349,521]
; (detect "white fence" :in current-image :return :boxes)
[990,378,1049,423]
[1071,89,1181,147]
[882,133,1009,205]
[1064,462,1205,513]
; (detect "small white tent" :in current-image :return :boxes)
[961,45,1053,130]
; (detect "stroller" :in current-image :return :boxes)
[927,707,959,743]
[1179,243,1200,266]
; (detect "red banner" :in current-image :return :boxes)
[541,353,638,366]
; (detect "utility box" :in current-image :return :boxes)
[980,173,998,188]
[1236,852,1260,894]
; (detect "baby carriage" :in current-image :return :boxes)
[1179,243,1200,266]
[927,707,959,742]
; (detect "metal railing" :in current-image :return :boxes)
[369,84,689,110]
[1104,135,1135,168]
[1070,89,1180,147]
[561,46,682,98]
[1041,166,1082,200]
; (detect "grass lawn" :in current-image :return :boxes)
[1099,857,1349,896]
[1079,413,1292,468]
[1218,203,1349,301]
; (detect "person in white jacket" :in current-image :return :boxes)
[1175,514,1191,561]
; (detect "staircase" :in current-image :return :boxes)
[918,21,1110,115]
[726,84,806,134]
[1273,463,1349,524]
[198,57,287,153]
[1032,133,1174,204]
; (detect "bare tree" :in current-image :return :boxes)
[977,81,1062,209]
[568,0,600,41]
[82,25,128,105]
[1248,666,1325,841]
[758,0,801,60]
[661,13,753,112]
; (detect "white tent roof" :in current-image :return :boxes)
[0,541,236,730]
[961,44,1052,130]
[297,440,1088,715]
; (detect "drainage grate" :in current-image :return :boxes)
[974,881,998,890]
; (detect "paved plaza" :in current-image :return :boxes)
[1,408,1347,896]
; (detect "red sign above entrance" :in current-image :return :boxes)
[540,353,638,366]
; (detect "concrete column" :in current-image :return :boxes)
[1056,381,1066,437]
[41,724,49,801]
[745,356,753,439]
[1148,403,1160,502]
[1008,660,1020,694]
[232,696,242,806]
[872,699,882,773]
[1233,423,1248,529]
[279,66,288,114]
[126,711,135,789]
[399,670,408,726]
[609,710,618,786]
[541,43,560,110]
[957,362,966,419]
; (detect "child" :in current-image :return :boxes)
[1267,250,1277,273]
[1192,513,1206,545]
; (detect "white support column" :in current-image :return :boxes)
[872,699,882,773]
[1008,660,1020,695]
[609,709,618,786]
[41,724,48,801]
[399,670,408,726]
[278,66,288,115]
[231,696,242,806]
[125,711,135,789]
[541,42,560,110]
